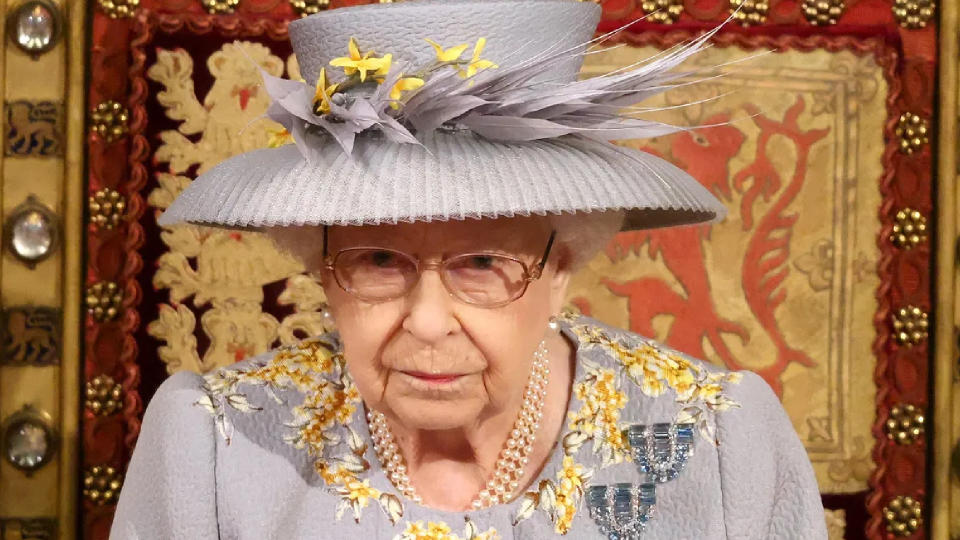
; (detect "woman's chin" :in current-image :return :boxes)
[387,396,485,431]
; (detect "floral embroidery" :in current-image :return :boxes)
[514,314,742,533]
[568,322,742,443]
[512,455,592,534]
[565,361,631,465]
[194,313,741,537]
[395,518,500,540]
[195,336,404,525]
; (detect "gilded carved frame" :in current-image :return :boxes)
[933,0,959,537]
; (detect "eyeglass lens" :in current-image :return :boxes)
[333,248,530,306]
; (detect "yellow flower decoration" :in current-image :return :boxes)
[458,38,497,78]
[344,479,380,506]
[389,76,425,108]
[425,38,469,63]
[312,67,340,115]
[266,127,293,148]
[330,37,392,82]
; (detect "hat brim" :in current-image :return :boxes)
[157,132,726,231]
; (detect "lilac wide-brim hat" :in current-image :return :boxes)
[157,0,727,231]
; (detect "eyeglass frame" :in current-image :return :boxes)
[320,226,557,308]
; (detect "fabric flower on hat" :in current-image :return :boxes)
[424,38,469,63]
[312,67,340,115]
[330,37,392,83]
[458,38,497,79]
[389,76,425,109]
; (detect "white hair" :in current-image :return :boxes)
[266,210,625,274]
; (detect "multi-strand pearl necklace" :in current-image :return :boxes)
[366,339,550,510]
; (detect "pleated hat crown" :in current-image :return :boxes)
[157,0,728,231]
[289,0,598,88]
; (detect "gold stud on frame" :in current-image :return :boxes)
[83,465,124,505]
[729,0,769,26]
[895,113,929,154]
[96,0,139,18]
[802,0,844,25]
[85,375,123,417]
[88,188,127,230]
[885,404,925,445]
[890,208,927,250]
[289,0,329,17]
[883,496,922,536]
[641,0,684,24]
[891,305,928,347]
[85,281,123,323]
[89,101,130,144]
[892,0,934,29]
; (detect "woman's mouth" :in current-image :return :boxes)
[400,371,463,384]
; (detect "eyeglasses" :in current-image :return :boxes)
[321,227,556,308]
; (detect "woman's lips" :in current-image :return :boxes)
[400,371,464,384]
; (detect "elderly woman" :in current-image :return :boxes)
[112,1,826,539]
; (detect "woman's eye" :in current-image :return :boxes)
[370,251,396,267]
[467,255,495,269]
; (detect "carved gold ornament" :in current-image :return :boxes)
[88,188,126,230]
[89,101,129,143]
[885,403,925,445]
[85,281,123,323]
[641,0,684,24]
[729,0,768,26]
[883,496,922,536]
[890,208,927,249]
[85,375,123,416]
[895,113,929,154]
[892,0,934,29]
[802,0,844,25]
[202,0,238,13]
[83,465,123,505]
[824,509,846,540]
[146,43,334,375]
[289,0,328,17]
[96,0,138,17]
[892,305,928,347]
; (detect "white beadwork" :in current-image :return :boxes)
[367,339,550,510]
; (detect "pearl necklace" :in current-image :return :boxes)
[366,339,550,510]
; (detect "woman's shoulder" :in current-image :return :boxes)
[559,311,780,439]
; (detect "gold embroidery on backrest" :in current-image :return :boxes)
[145,42,332,374]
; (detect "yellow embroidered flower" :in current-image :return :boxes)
[389,76,425,109]
[424,38,469,63]
[330,37,392,82]
[458,38,497,78]
[554,493,577,534]
[312,67,340,115]
[567,365,631,464]
[558,456,585,492]
[266,127,293,148]
[316,462,354,486]
[344,478,380,506]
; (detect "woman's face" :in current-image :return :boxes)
[319,216,572,431]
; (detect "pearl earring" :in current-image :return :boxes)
[548,315,559,331]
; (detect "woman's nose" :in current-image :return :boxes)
[401,269,460,343]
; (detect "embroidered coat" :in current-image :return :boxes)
[111,314,826,539]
